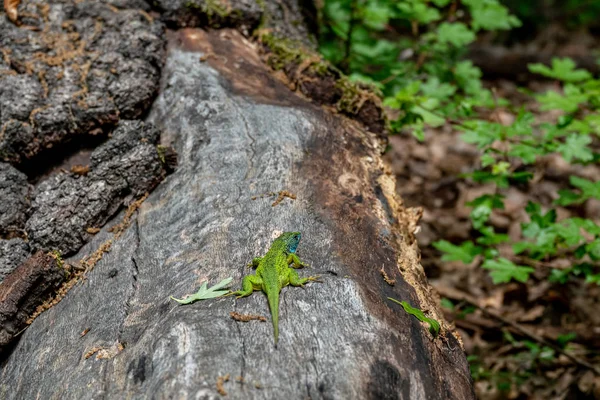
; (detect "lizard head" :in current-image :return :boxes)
[280,231,301,253]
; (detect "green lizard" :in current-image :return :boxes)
[230,232,320,344]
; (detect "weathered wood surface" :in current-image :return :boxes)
[0,251,65,348]
[0,29,474,399]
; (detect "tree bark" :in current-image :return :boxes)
[0,1,475,399]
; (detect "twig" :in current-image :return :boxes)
[436,285,600,375]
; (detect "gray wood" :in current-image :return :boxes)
[25,120,170,256]
[0,239,29,283]
[0,29,474,400]
[0,163,30,236]
[0,0,164,164]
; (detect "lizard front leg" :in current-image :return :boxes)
[287,253,308,268]
[287,269,320,288]
[231,274,263,298]
[247,257,263,268]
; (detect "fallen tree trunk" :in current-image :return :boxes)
[0,28,474,399]
[0,1,475,398]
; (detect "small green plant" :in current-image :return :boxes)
[320,1,600,285]
[431,60,600,284]
[171,277,233,304]
[318,1,599,390]
[388,297,440,337]
[319,0,519,140]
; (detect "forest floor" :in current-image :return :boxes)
[385,74,600,399]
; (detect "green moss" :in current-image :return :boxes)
[185,0,231,24]
[259,33,307,70]
[335,77,364,114]
[307,61,330,77]
[156,145,167,165]
[258,32,385,128]
[50,249,71,279]
[334,76,383,116]
[185,1,201,9]
[51,249,64,269]
[203,0,230,22]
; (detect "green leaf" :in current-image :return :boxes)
[586,239,600,261]
[323,1,350,39]
[433,240,483,263]
[557,176,600,206]
[509,111,536,136]
[396,0,441,24]
[482,258,535,283]
[467,194,504,229]
[509,142,543,164]
[557,134,593,163]
[353,39,398,60]
[413,98,445,127]
[522,202,557,236]
[476,226,509,246]
[464,0,521,31]
[553,219,584,246]
[420,77,456,100]
[536,85,587,113]
[436,22,476,47]
[481,153,496,167]
[411,124,425,141]
[556,333,577,348]
[568,114,600,135]
[362,1,393,31]
[528,58,592,82]
[388,297,441,337]
[460,120,502,148]
[440,298,454,310]
[572,217,600,235]
[555,189,583,206]
[348,73,384,90]
[571,176,600,198]
[586,274,600,284]
[171,277,233,304]
[549,268,571,284]
[454,61,483,94]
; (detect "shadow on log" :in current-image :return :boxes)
[0,28,474,399]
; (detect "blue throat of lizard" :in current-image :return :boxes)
[287,232,301,253]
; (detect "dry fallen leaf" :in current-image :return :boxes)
[216,374,230,396]
[518,304,545,323]
[71,164,90,176]
[4,0,20,23]
[229,311,266,322]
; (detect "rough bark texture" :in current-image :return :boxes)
[0,29,474,400]
[0,251,65,350]
[0,239,29,283]
[150,0,315,46]
[25,120,171,256]
[151,0,262,34]
[0,162,31,236]
[0,0,165,164]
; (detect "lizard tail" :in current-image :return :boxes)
[267,291,279,345]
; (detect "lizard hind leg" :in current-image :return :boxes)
[233,274,263,298]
